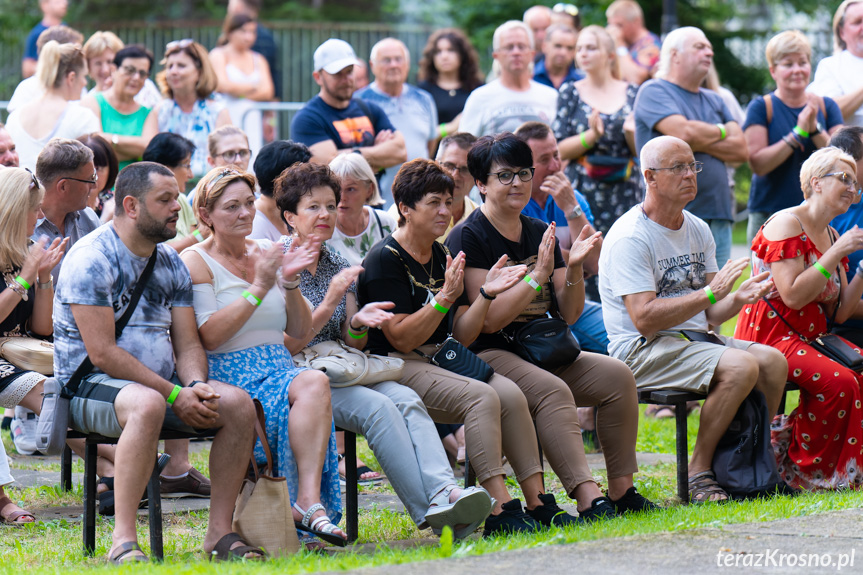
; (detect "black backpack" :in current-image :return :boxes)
[712,389,795,499]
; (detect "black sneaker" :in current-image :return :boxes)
[610,486,659,514]
[482,498,542,537]
[578,496,617,522]
[525,493,580,527]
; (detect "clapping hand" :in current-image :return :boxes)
[568,225,602,268]
[482,254,526,297]
[588,110,605,140]
[732,270,773,305]
[831,226,863,259]
[22,236,67,286]
[534,223,557,282]
[282,234,321,281]
[351,301,395,329]
[253,242,287,291]
[325,265,363,307]
[708,257,750,302]
[440,251,466,303]
[797,99,818,135]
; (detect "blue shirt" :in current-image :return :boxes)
[832,202,863,330]
[533,57,584,90]
[24,22,51,61]
[521,192,594,226]
[290,95,395,150]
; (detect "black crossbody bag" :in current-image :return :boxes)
[413,310,493,383]
[36,250,159,454]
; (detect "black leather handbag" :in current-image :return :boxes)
[501,278,581,369]
[415,314,494,383]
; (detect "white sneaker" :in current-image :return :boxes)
[11,406,41,455]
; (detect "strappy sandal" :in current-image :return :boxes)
[689,470,729,504]
[208,532,266,561]
[0,495,35,524]
[293,502,348,547]
[108,541,148,565]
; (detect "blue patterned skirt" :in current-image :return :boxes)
[208,344,342,523]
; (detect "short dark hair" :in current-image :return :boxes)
[513,121,552,144]
[142,132,195,169]
[830,126,863,162]
[114,44,154,73]
[438,132,477,157]
[274,163,341,228]
[77,133,119,193]
[392,159,454,226]
[467,133,534,186]
[114,162,175,216]
[254,140,312,198]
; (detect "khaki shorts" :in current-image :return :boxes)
[624,333,754,394]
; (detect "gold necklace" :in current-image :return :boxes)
[215,241,250,281]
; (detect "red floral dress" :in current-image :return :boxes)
[734,227,863,490]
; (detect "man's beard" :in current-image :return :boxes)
[137,204,177,243]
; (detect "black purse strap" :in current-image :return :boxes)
[61,248,159,399]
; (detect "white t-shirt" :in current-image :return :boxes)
[598,206,719,359]
[325,207,396,266]
[459,79,558,137]
[7,77,88,113]
[249,209,282,242]
[5,101,100,171]
[809,50,863,126]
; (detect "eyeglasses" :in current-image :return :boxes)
[553,3,579,16]
[120,64,149,79]
[647,162,704,176]
[166,38,194,53]
[217,148,251,163]
[488,167,535,185]
[24,168,40,190]
[60,172,99,186]
[205,167,241,193]
[440,162,470,177]
[375,56,405,66]
[823,172,862,194]
[499,43,531,53]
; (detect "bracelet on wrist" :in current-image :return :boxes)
[281,276,300,290]
[348,318,369,334]
[188,380,205,388]
[191,229,204,243]
[166,384,182,406]
[37,277,53,290]
[793,125,810,138]
[813,261,832,279]
[716,123,727,140]
[438,123,448,139]
[479,286,496,300]
[524,275,542,292]
[241,289,262,307]
[703,286,717,305]
[565,275,584,288]
[579,131,592,149]
[431,299,450,314]
[14,276,30,290]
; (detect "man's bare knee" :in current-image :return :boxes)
[115,385,165,430]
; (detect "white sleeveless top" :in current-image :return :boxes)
[185,239,287,354]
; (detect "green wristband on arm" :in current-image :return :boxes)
[813,261,831,279]
[166,384,182,406]
[703,286,717,305]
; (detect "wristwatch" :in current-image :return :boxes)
[565,204,584,220]
[616,46,629,57]
[111,134,119,146]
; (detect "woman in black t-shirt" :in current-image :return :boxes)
[0,168,66,523]
[447,134,657,519]
[359,159,582,536]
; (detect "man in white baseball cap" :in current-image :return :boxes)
[290,38,406,186]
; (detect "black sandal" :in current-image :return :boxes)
[209,532,267,561]
[108,541,148,565]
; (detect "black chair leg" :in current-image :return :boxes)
[61,445,73,491]
[343,430,358,543]
[147,453,169,561]
[675,404,689,503]
[83,441,98,556]
[464,452,476,487]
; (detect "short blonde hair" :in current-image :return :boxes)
[0,168,45,269]
[329,153,383,206]
[834,0,863,53]
[493,20,534,52]
[800,146,856,198]
[578,25,620,80]
[82,31,124,61]
[207,126,249,159]
[765,30,811,69]
[157,41,219,100]
[606,0,643,22]
[194,166,257,232]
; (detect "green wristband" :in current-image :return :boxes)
[347,328,366,339]
[432,300,449,314]
[579,131,591,149]
[716,123,727,140]
[14,276,30,290]
[793,125,810,138]
[703,286,717,305]
[438,123,447,139]
[241,290,262,306]
[524,275,542,292]
[166,384,182,406]
[813,261,831,279]
[191,229,204,243]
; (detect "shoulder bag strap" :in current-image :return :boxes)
[372,208,385,241]
[61,249,159,398]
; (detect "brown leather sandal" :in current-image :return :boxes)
[0,495,35,524]
[108,541,148,565]
[209,532,267,561]
[689,470,729,504]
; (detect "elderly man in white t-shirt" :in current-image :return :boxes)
[810,1,863,125]
[599,136,787,504]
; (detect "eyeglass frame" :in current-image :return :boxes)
[23,168,40,190]
[119,64,150,79]
[646,161,704,176]
[822,171,862,195]
[60,172,99,186]
[217,148,252,163]
[440,162,471,177]
[487,167,535,185]
[165,38,195,53]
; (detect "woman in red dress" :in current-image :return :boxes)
[735,146,863,490]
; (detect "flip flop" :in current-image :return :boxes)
[293,502,348,547]
[0,495,35,524]
[208,532,266,561]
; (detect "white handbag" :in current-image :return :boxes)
[292,340,404,388]
[0,336,54,375]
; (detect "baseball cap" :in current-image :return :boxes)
[314,39,359,74]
